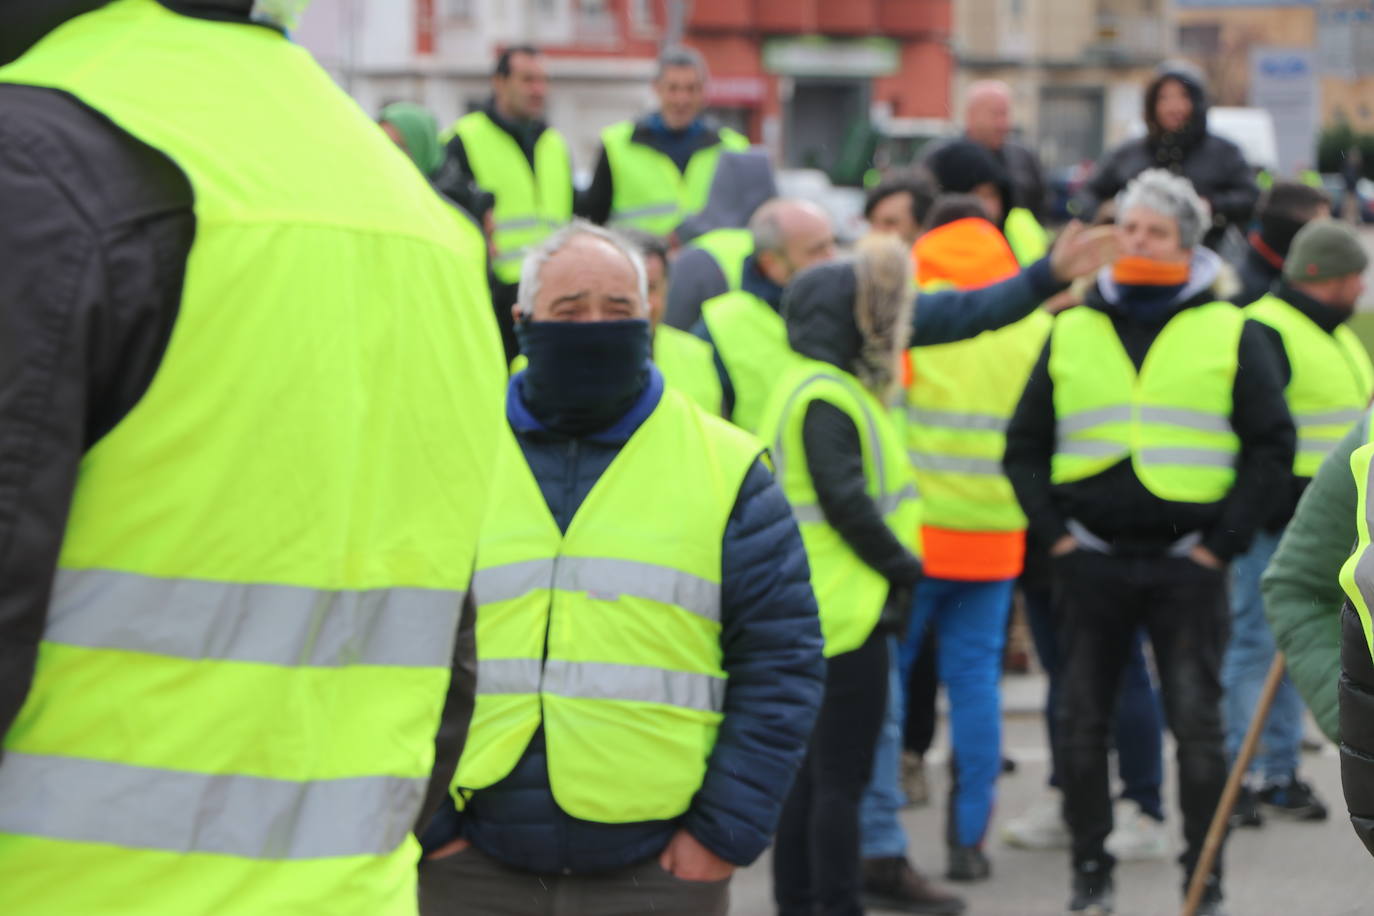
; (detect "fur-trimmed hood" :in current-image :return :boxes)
[781,235,914,400]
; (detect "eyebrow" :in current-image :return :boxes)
[551,291,590,306]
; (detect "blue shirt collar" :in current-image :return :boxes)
[741,255,785,311]
[507,364,665,445]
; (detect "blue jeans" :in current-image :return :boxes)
[1023,586,1165,820]
[1222,528,1304,783]
[898,578,1014,847]
[860,636,909,859]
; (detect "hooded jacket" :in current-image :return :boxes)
[0,0,490,831]
[1003,249,1296,561]
[1078,64,1258,248]
[783,246,924,616]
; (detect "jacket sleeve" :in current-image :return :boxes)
[0,87,192,747]
[1003,341,1070,546]
[683,460,825,865]
[1203,320,1297,560]
[1341,600,1374,859]
[574,146,614,225]
[802,402,923,586]
[1262,420,1365,744]
[1203,138,1260,234]
[664,248,728,331]
[910,258,1060,347]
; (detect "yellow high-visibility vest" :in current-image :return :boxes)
[687,227,754,291]
[701,289,793,433]
[1004,207,1049,266]
[0,2,505,913]
[1049,302,1243,503]
[457,390,762,821]
[601,120,749,235]
[1341,415,1374,661]
[758,359,922,656]
[1246,293,1374,477]
[451,111,573,283]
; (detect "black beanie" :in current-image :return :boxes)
[927,140,1012,217]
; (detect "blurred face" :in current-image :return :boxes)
[645,254,668,329]
[868,191,919,246]
[1332,273,1366,312]
[1118,205,1190,264]
[494,51,547,121]
[966,90,1012,150]
[972,182,1005,225]
[757,205,838,287]
[380,120,407,154]
[655,64,706,130]
[523,237,645,322]
[1154,79,1193,134]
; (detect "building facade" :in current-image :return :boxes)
[293,0,955,181]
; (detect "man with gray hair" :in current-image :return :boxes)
[417,221,825,916]
[577,45,749,236]
[1004,169,1294,915]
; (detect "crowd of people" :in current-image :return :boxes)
[5,4,1374,916]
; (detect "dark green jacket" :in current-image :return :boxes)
[1261,416,1367,742]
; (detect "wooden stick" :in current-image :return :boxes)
[1181,652,1288,916]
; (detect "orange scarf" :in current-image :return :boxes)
[1112,256,1190,287]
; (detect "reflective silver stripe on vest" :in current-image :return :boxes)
[494,217,550,232]
[493,250,526,264]
[1057,406,1133,436]
[877,484,922,515]
[1058,405,1231,437]
[0,751,422,860]
[543,660,725,713]
[475,558,721,624]
[1295,407,1366,427]
[46,569,461,669]
[477,657,544,695]
[905,406,1008,433]
[789,503,828,525]
[1298,435,1345,456]
[1055,439,1129,459]
[608,203,680,224]
[1137,447,1236,468]
[906,452,1006,476]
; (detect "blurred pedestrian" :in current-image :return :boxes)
[666,150,778,330]
[926,139,1049,265]
[1342,146,1364,224]
[0,2,507,913]
[419,223,824,915]
[1231,181,1330,307]
[1339,427,1374,859]
[380,101,445,178]
[579,46,748,236]
[865,172,938,249]
[1227,220,1371,827]
[923,80,1049,221]
[1078,62,1258,250]
[1005,169,1295,915]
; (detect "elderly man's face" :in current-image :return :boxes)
[966,90,1012,150]
[1118,206,1190,264]
[527,236,645,322]
[655,65,706,131]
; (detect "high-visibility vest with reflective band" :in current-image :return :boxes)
[510,328,723,415]
[453,111,573,283]
[759,360,923,657]
[1245,293,1374,477]
[458,390,762,821]
[602,120,750,234]
[0,3,505,913]
[906,289,1050,535]
[1341,429,1374,662]
[687,227,755,291]
[701,289,794,433]
[1049,302,1243,503]
[1004,207,1050,266]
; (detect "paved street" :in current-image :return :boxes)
[729,674,1374,915]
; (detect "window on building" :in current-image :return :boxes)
[442,0,475,22]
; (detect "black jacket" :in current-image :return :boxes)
[922,135,1049,221]
[435,370,824,872]
[1004,257,1295,561]
[577,114,736,227]
[1341,600,1374,859]
[0,0,483,831]
[1232,239,1284,308]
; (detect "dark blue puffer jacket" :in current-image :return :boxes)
[424,366,825,874]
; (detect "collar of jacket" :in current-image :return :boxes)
[741,256,785,311]
[630,114,723,156]
[1274,280,1353,335]
[1249,231,1287,271]
[484,98,548,148]
[507,363,665,445]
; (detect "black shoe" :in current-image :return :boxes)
[861,857,966,914]
[945,845,990,883]
[1228,787,1264,828]
[1259,775,1328,821]
[1066,861,1114,915]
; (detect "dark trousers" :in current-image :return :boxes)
[1024,586,1167,819]
[774,629,889,916]
[1053,551,1229,877]
[903,623,939,755]
[418,844,729,915]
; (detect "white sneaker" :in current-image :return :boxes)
[1003,794,1071,850]
[1105,800,1171,861]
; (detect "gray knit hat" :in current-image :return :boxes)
[1284,219,1369,283]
